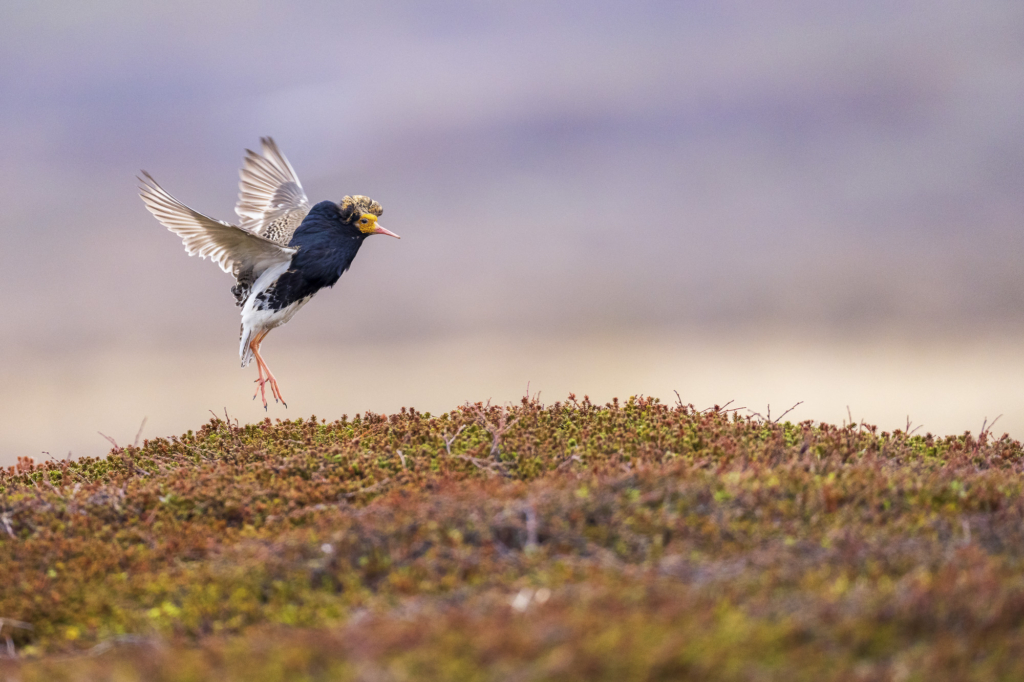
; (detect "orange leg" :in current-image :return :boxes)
[258,351,286,407]
[256,330,286,405]
[250,332,269,408]
[251,344,268,407]
[249,330,286,409]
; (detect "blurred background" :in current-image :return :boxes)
[2,0,1024,464]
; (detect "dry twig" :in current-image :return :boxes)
[468,401,520,464]
[133,417,148,448]
[442,425,467,456]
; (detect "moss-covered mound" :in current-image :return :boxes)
[2,395,1024,680]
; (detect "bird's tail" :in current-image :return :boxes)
[239,324,255,367]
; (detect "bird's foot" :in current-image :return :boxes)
[253,376,271,410]
[250,341,285,409]
[253,375,286,408]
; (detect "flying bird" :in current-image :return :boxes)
[138,138,399,408]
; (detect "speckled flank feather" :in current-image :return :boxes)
[261,211,306,244]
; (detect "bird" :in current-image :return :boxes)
[138,137,399,408]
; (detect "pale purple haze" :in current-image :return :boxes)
[2,1,1024,462]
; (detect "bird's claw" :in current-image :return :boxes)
[250,356,281,409]
[253,380,270,409]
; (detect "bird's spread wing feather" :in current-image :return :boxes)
[235,137,310,238]
[138,171,297,277]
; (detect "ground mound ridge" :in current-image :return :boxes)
[2,395,1023,680]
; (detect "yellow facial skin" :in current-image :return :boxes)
[356,213,379,234]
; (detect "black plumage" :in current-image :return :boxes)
[251,201,370,313]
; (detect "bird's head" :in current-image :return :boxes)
[338,195,400,239]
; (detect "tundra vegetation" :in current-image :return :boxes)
[1,395,1023,680]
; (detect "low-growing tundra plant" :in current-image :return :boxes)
[2,396,1024,680]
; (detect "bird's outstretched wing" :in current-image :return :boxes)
[139,171,297,277]
[235,137,311,242]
